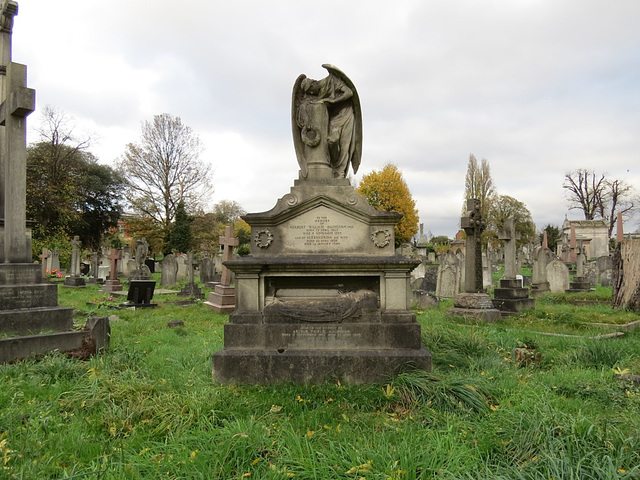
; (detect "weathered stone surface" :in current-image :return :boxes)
[0,306,73,335]
[547,260,570,292]
[412,289,439,309]
[213,348,432,385]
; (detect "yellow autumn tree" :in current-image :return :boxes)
[357,163,419,247]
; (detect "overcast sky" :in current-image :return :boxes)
[12,0,640,237]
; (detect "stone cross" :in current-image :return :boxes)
[108,248,120,281]
[184,251,198,285]
[499,218,520,280]
[39,247,49,278]
[69,236,81,276]
[0,59,35,262]
[219,226,238,286]
[460,198,485,293]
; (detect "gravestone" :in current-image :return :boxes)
[101,248,123,292]
[199,256,217,284]
[178,251,204,298]
[64,236,86,287]
[204,226,238,313]
[492,218,535,313]
[176,253,187,282]
[47,247,60,273]
[427,252,436,264]
[0,3,74,336]
[547,260,570,293]
[122,280,156,308]
[38,247,49,280]
[448,199,501,321]
[566,241,592,292]
[482,252,492,290]
[212,64,431,384]
[531,244,551,296]
[421,266,438,293]
[435,250,460,298]
[160,254,178,287]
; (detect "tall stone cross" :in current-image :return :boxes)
[460,198,485,293]
[38,246,49,278]
[219,225,238,286]
[108,248,120,281]
[184,251,198,285]
[499,218,520,280]
[0,1,35,263]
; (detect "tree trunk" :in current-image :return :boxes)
[612,239,640,313]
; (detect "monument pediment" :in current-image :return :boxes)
[244,195,399,256]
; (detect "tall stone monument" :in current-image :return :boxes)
[63,235,85,287]
[0,1,74,335]
[212,65,431,384]
[492,218,535,313]
[447,199,501,321]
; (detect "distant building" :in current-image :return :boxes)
[558,218,609,261]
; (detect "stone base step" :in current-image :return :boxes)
[212,347,432,384]
[0,306,74,335]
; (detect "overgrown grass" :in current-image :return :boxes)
[1,283,639,478]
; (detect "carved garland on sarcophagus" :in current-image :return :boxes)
[371,229,391,248]
[254,229,274,249]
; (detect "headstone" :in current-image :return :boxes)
[160,254,178,287]
[531,244,551,296]
[48,247,60,273]
[122,280,156,308]
[199,256,216,284]
[448,199,501,321]
[412,290,439,309]
[0,3,74,337]
[482,252,492,290]
[212,64,431,384]
[435,250,460,298]
[102,248,122,292]
[176,253,187,282]
[38,247,49,280]
[178,251,204,298]
[421,266,438,293]
[427,251,436,264]
[64,236,85,287]
[547,260,570,293]
[492,218,535,314]
[566,241,592,292]
[204,226,238,312]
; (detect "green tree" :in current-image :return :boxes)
[462,154,496,220]
[540,224,561,252]
[118,113,212,230]
[27,106,124,251]
[167,201,192,253]
[357,163,419,247]
[485,195,536,247]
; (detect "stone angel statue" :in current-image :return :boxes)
[292,64,362,179]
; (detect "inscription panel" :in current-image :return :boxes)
[280,206,367,253]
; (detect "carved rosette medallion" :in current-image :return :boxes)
[371,229,391,248]
[254,229,274,249]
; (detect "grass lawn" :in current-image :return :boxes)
[1,278,639,479]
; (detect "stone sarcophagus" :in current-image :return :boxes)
[212,65,431,384]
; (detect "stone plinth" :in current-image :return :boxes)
[492,278,536,314]
[178,283,204,299]
[530,281,550,297]
[0,263,74,336]
[447,292,502,322]
[63,275,86,287]
[205,285,236,313]
[566,276,593,293]
[101,279,123,292]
